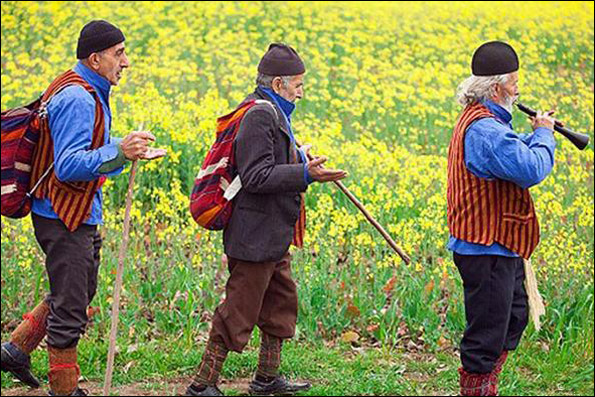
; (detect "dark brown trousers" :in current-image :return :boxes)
[209,253,298,353]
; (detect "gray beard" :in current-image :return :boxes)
[499,94,517,115]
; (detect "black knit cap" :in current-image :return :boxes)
[76,20,126,59]
[257,43,305,76]
[471,41,519,76]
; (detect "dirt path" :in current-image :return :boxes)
[1,377,251,396]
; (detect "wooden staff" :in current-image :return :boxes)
[297,141,411,264]
[103,160,138,396]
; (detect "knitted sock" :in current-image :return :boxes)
[459,367,498,396]
[10,300,50,354]
[48,345,80,396]
[256,333,283,380]
[192,339,229,387]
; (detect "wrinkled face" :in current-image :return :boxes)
[88,42,130,85]
[495,71,519,106]
[272,74,304,103]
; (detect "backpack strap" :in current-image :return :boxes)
[29,79,96,196]
[30,70,102,196]
[253,99,278,117]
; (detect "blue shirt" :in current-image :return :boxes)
[260,87,314,185]
[32,62,124,225]
[448,100,556,257]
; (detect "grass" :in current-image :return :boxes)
[1,224,593,395]
[2,332,593,396]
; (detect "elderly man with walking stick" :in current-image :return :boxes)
[185,43,348,397]
[447,41,557,396]
[0,20,164,396]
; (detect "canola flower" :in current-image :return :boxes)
[1,1,593,285]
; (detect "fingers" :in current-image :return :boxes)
[317,169,348,182]
[131,131,156,142]
[542,111,555,121]
[124,131,156,145]
[548,109,565,126]
[301,144,312,159]
[531,111,556,131]
[141,147,168,160]
[308,156,327,168]
[121,131,160,160]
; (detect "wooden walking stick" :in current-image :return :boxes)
[103,159,138,396]
[333,179,410,264]
[297,141,411,264]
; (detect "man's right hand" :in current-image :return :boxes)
[120,131,156,160]
[307,156,348,183]
[530,111,556,131]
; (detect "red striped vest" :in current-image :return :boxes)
[30,70,106,232]
[447,102,540,259]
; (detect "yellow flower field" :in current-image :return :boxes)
[1,2,593,394]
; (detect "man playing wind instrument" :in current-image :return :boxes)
[447,41,557,396]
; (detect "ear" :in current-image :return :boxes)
[492,83,503,101]
[87,53,101,71]
[272,77,283,93]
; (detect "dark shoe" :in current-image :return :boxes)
[1,342,41,388]
[185,383,224,396]
[249,376,311,396]
[48,388,89,396]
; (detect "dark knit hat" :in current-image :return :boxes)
[471,41,519,76]
[76,20,126,59]
[257,43,305,76]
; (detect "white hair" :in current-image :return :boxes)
[456,73,512,107]
[256,73,292,89]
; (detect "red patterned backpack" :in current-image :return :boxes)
[190,99,275,230]
[1,73,93,219]
[1,96,48,218]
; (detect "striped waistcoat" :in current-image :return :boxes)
[447,102,540,259]
[29,70,106,232]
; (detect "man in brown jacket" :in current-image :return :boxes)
[185,43,347,397]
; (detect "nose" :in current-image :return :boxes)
[121,53,130,68]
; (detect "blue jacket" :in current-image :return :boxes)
[447,100,556,257]
[32,62,125,225]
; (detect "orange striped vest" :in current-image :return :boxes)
[447,102,540,259]
[30,70,106,232]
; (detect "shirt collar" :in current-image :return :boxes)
[260,86,296,121]
[74,61,111,105]
[483,99,512,124]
